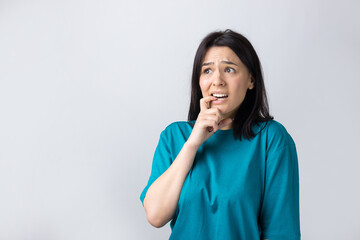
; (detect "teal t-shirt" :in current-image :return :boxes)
[140,120,300,240]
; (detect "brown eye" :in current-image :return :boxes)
[203,68,212,74]
[225,67,235,73]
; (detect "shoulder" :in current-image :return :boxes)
[259,120,296,150]
[163,121,193,131]
[160,121,193,138]
[157,121,193,154]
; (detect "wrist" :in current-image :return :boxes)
[185,139,201,151]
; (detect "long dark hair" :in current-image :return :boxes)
[188,29,273,140]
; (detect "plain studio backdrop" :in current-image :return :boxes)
[0,0,359,239]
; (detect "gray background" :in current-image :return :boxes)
[1,0,359,239]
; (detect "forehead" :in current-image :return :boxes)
[202,46,240,63]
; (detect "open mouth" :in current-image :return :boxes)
[211,93,228,99]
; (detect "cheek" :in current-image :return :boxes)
[231,81,250,101]
[234,82,248,92]
[199,77,212,92]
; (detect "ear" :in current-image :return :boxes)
[248,76,255,90]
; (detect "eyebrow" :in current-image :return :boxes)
[202,61,238,66]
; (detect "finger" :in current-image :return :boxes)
[203,107,224,123]
[200,96,218,111]
[204,107,222,117]
[196,117,219,133]
[208,113,222,126]
[207,118,221,133]
[207,120,219,132]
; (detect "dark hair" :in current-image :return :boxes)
[187,29,273,140]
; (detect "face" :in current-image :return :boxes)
[199,46,254,119]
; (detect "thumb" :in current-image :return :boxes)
[218,118,233,129]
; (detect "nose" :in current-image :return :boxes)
[212,70,225,86]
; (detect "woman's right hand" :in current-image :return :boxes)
[143,96,232,228]
[187,96,233,148]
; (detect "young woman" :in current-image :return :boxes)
[140,29,300,240]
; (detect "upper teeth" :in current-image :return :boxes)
[212,93,228,97]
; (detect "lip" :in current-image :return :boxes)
[210,91,229,95]
[211,97,227,105]
[210,91,229,106]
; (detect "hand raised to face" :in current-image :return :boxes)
[187,96,233,148]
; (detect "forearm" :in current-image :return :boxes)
[143,141,199,228]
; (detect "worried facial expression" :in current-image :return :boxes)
[199,46,254,119]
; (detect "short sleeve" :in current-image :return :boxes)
[260,143,301,240]
[140,129,173,205]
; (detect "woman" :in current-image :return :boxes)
[140,29,300,240]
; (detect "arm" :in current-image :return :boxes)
[260,141,300,239]
[143,141,199,228]
[143,96,232,228]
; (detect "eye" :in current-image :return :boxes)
[225,67,235,73]
[203,68,212,74]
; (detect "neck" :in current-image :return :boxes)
[220,121,233,130]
